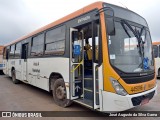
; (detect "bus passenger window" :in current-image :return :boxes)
[3,48,6,59]
[72,32,83,63]
[15,42,21,59]
[158,45,160,57]
[153,45,158,58]
[10,45,15,58]
[6,49,9,60]
[31,34,44,57]
[45,26,65,55]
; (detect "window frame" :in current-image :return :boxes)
[30,33,45,57]
[44,25,66,56]
[9,44,15,59]
[14,42,22,59]
[3,47,6,59]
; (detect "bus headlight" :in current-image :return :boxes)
[110,77,127,96]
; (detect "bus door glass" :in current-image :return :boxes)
[22,43,28,81]
[70,28,83,99]
[5,48,10,75]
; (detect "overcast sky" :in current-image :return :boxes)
[0,0,159,45]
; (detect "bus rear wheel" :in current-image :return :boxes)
[11,70,19,84]
[52,78,72,107]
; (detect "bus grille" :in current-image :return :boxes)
[122,73,154,84]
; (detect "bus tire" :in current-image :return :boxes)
[11,70,19,84]
[0,70,4,75]
[52,78,72,107]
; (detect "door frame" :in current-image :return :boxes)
[70,28,84,100]
[69,21,100,109]
[21,43,29,81]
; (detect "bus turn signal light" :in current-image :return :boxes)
[110,77,128,96]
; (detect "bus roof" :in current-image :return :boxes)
[152,41,160,45]
[5,1,103,47]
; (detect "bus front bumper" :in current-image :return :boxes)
[101,85,157,112]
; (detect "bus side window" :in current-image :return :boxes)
[10,45,15,59]
[153,45,158,58]
[158,45,160,57]
[31,34,44,57]
[15,42,21,59]
[3,48,6,59]
[6,49,9,60]
[45,26,65,56]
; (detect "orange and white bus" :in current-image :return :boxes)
[0,45,4,73]
[3,2,157,112]
[153,42,160,76]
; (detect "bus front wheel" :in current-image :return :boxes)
[52,78,72,107]
[11,70,19,84]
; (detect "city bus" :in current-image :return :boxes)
[0,45,4,74]
[152,42,160,77]
[3,2,157,112]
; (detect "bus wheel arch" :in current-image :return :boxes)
[49,73,72,107]
[11,67,19,84]
[49,72,63,91]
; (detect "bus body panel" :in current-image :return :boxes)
[102,85,157,112]
[5,58,70,92]
[27,58,70,91]
[152,42,160,76]
[118,78,156,95]
[155,58,160,76]
[15,59,23,80]
[3,60,7,74]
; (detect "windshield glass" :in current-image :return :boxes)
[108,21,154,73]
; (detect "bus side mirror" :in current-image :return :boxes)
[105,9,115,36]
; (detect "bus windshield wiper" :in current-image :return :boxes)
[139,26,146,44]
[121,20,138,38]
[138,26,149,70]
[121,22,131,38]
[121,20,142,56]
[121,20,146,70]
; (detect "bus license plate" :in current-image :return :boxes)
[141,98,149,105]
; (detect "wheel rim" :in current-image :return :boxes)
[56,86,66,100]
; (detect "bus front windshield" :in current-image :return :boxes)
[108,20,154,73]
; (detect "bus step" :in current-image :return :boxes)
[74,77,82,81]
[23,80,29,84]
[74,98,93,108]
[84,87,99,93]
[84,88,99,104]
[84,78,92,80]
